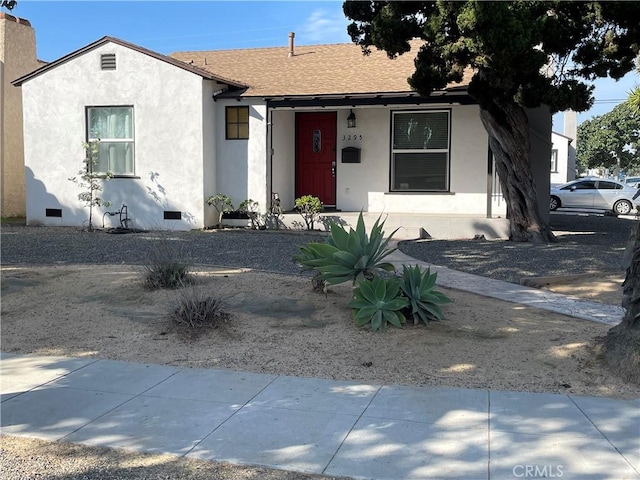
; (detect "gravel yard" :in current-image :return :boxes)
[2,212,636,284]
[398,213,637,283]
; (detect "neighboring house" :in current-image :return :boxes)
[0,13,45,217]
[550,131,574,186]
[14,34,553,239]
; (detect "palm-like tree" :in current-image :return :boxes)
[605,58,640,384]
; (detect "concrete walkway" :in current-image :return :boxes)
[1,352,638,480]
[1,258,638,479]
[387,249,626,326]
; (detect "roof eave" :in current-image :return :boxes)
[12,36,248,88]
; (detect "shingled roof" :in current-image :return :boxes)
[170,40,472,98]
[13,36,248,88]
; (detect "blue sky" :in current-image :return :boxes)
[9,1,639,128]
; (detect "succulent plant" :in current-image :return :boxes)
[400,264,452,325]
[348,275,408,331]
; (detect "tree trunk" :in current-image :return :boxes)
[604,221,640,384]
[478,98,556,243]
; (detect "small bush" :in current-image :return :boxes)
[206,194,234,227]
[171,286,227,332]
[142,243,191,289]
[295,195,323,230]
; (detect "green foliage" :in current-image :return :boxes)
[628,59,640,116]
[629,87,640,116]
[171,286,227,333]
[577,102,640,173]
[68,139,112,231]
[206,194,234,227]
[344,1,640,113]
[400,265,452,326]
[348,276,408,331]
[295,212,398,285]
[294,195,323,230]
[206,194,234,211]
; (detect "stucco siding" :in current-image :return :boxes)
[1,15,40,217]
[22,42,207,230]
[271,109,295,210]
[271,104,493,216]
[215,99,268,213]
[340,105,491,215]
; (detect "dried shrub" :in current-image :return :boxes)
[142,242,191,289]
[171,286,228,333]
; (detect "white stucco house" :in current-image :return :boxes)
[14,35,552,239]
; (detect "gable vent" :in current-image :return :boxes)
[100,53,116,70]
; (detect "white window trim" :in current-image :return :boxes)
[87,106,135,176]
[390,109,451,192]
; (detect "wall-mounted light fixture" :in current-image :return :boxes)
[347,109,357,128]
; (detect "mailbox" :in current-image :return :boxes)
[341,146,361,164]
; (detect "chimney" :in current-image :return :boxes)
[288,32,295,57]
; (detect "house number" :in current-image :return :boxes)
[342,135,363,141]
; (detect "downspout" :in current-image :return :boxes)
[267,101,273,213]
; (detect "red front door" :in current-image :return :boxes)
[295,112,337,206]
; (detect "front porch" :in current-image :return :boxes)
[225,211,510,240]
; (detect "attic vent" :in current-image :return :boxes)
[100,53,116,70]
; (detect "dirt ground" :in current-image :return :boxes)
[1,264,637,400]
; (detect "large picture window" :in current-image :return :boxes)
[226,106,249,139]
[391,110,450,191]
[87,106,134,175]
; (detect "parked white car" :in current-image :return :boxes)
[550,177,640,215]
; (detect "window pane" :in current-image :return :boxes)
[227,124,238,139]
[238,124,249,139]
[238,107,249,122]
[89,107,132,139]
[551,150,558,172]
[570,181,596,190]
[393,112,449,150]
[393,152,448,190]
[227,107,238,123]
[598,181,621,190]
[98,142,134,175]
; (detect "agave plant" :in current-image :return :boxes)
[348,276,408,331]
[400,264,452,325]
[295,212,399,285]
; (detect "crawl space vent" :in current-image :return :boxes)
[100,53,116,70]
[164,211,181,220]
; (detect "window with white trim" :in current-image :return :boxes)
[550,149,558,173]
[391,110,450,191]
[87,106,134,175]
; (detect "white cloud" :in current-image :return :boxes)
[298,9,351,44]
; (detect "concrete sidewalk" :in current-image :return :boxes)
[1,352,638,480]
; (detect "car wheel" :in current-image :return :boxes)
[550,196,560,211]
[613,199,632,216]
